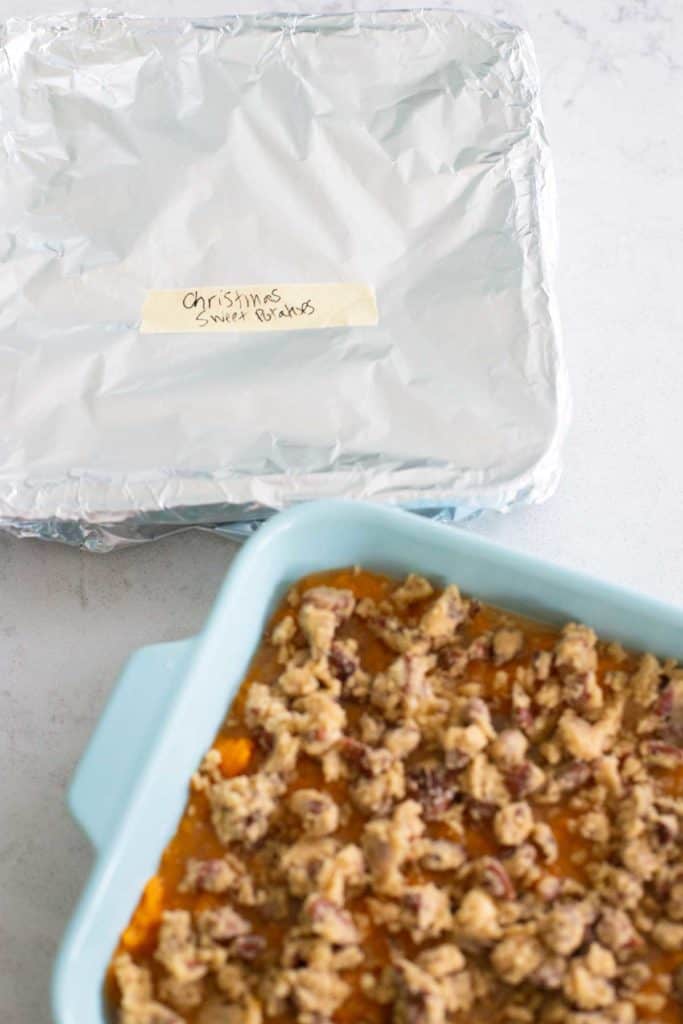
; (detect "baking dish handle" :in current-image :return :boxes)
[68,638,196,851]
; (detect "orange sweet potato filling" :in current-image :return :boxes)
[108,568,683,1024]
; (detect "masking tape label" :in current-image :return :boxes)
[140,283,378,333]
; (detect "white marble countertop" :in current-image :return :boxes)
[1,2,682,1021]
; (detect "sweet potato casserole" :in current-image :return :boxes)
[109,569,683,1024]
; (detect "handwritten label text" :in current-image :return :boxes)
[141,284,377,334]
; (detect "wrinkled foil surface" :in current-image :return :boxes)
[0,10,569,550]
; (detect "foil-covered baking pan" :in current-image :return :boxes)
[0,9,568,550]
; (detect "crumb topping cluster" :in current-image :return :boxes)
[112,570,683,1024]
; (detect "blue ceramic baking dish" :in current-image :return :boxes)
[52,499,683,1024]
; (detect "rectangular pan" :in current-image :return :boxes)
[52,499,683,1023]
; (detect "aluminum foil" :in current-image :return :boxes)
[0,9,569,551]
